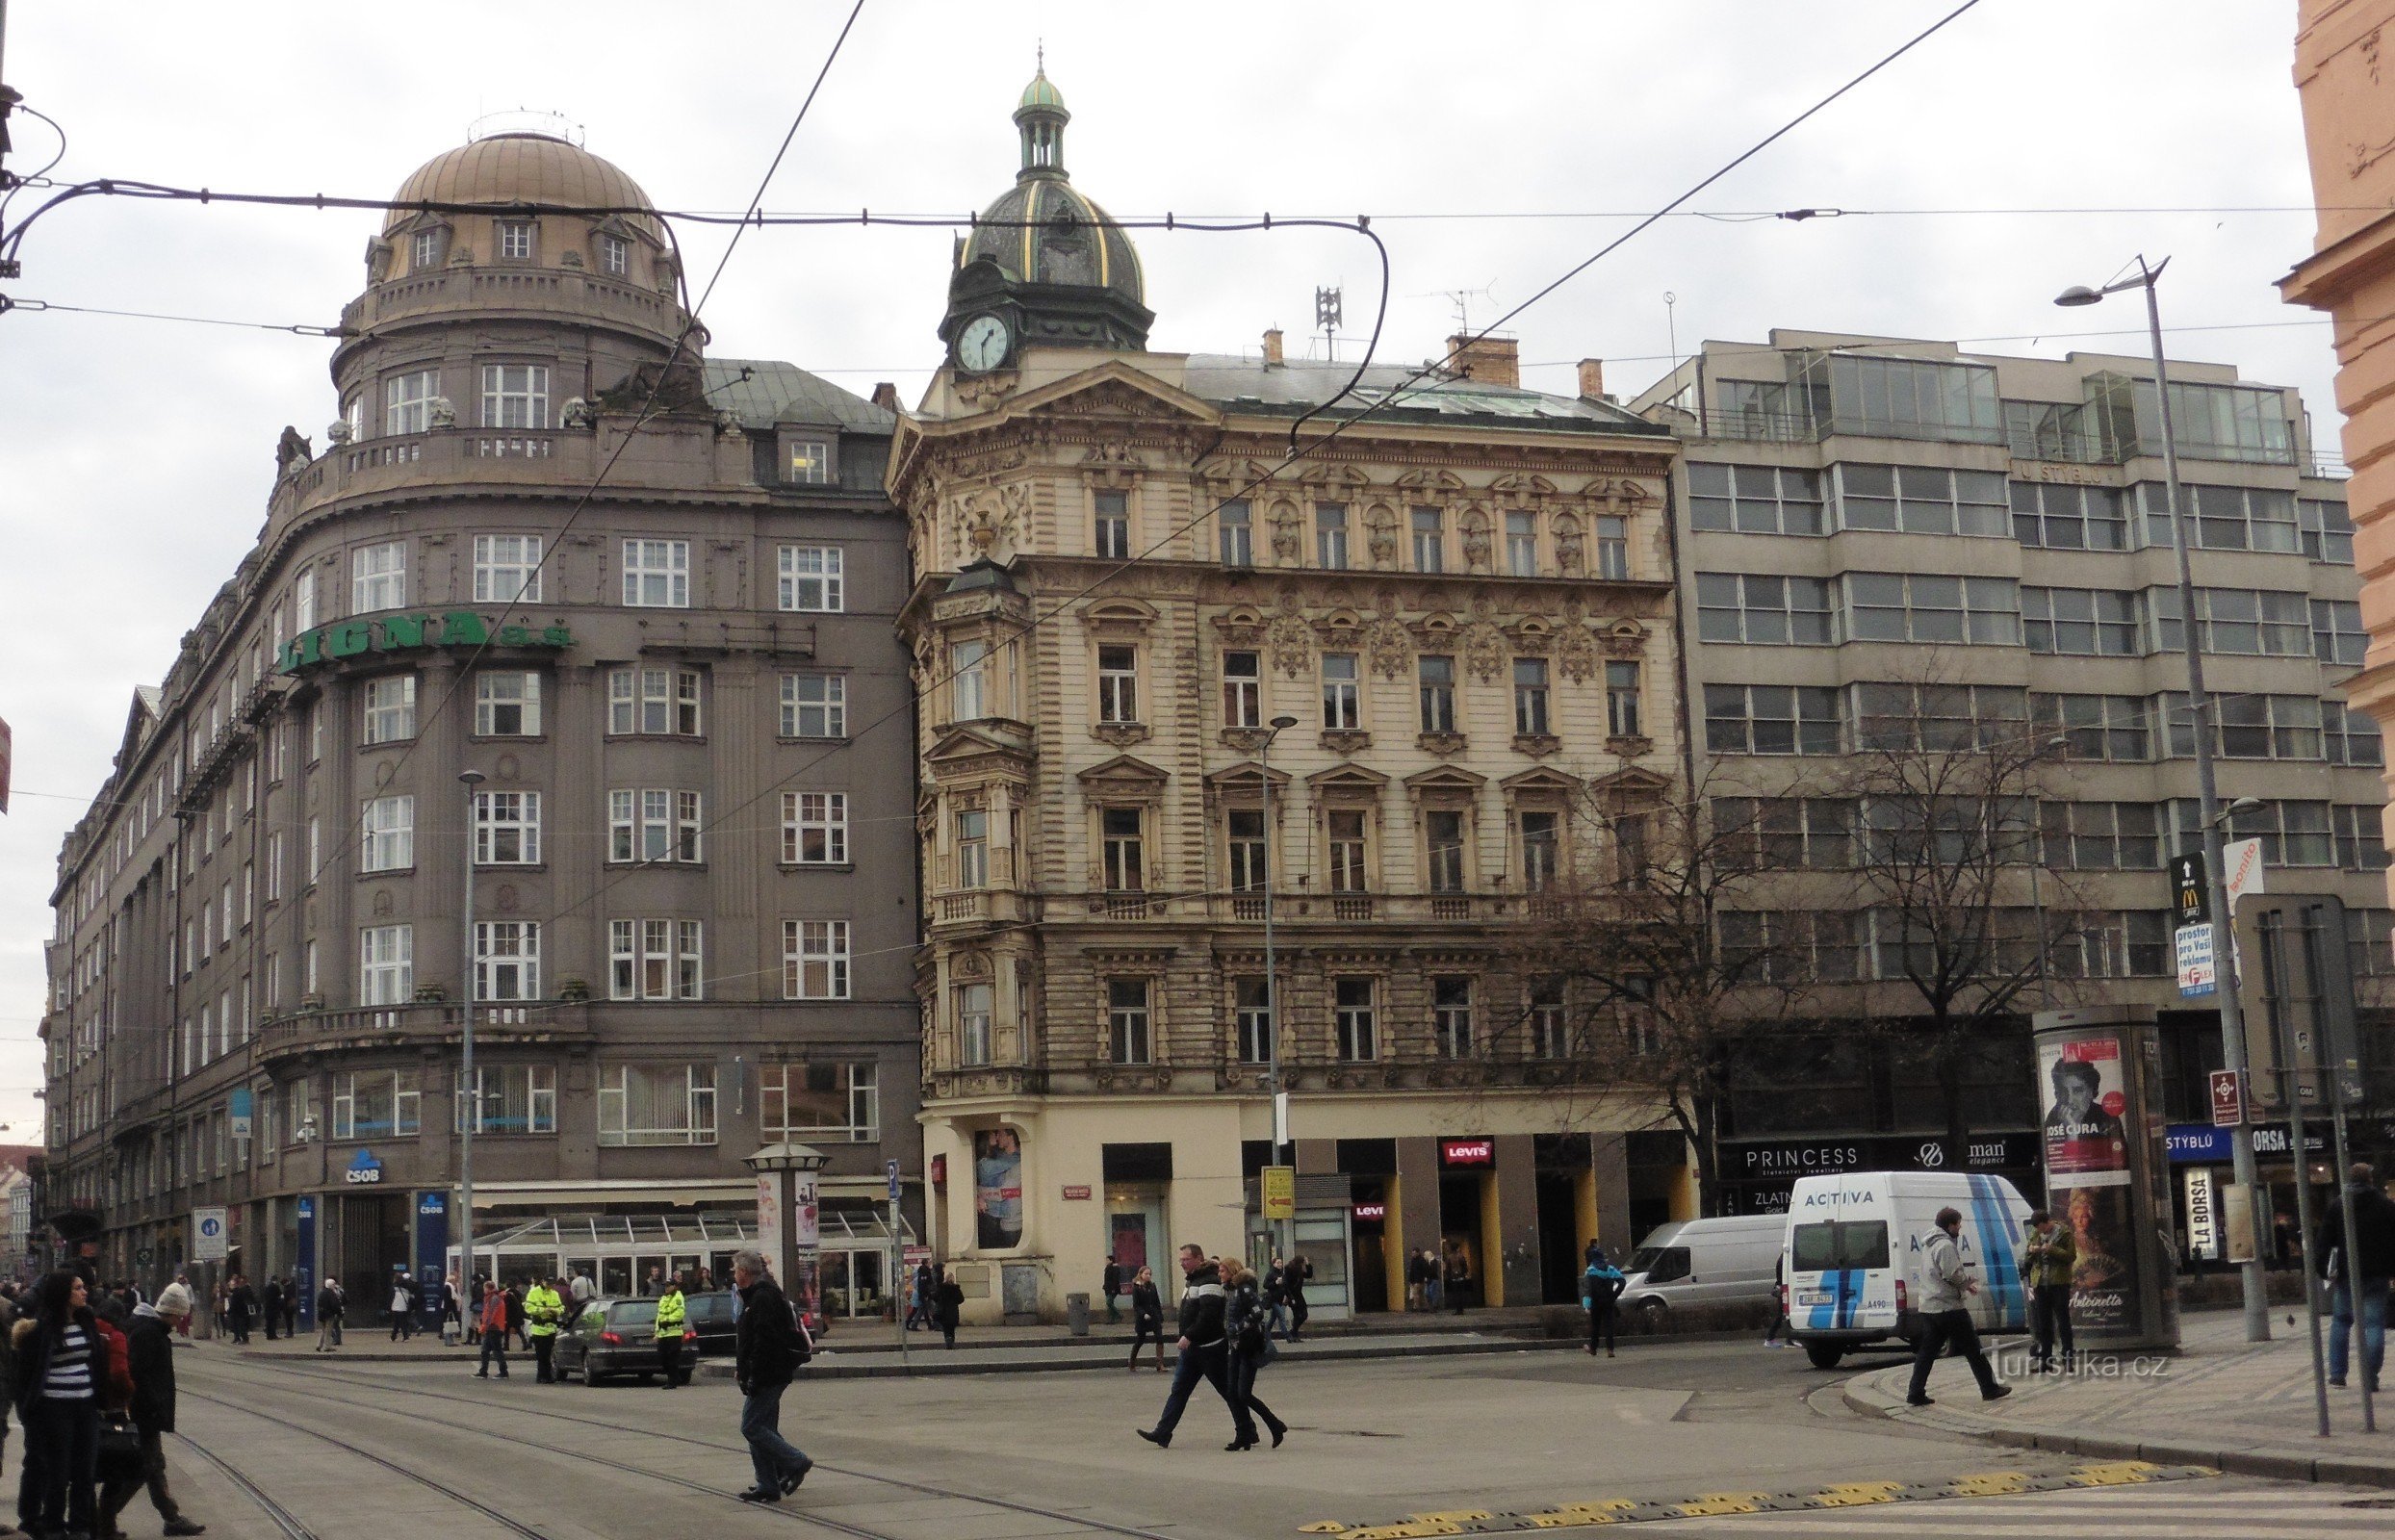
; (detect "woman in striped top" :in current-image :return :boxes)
[11,1270,102,1537]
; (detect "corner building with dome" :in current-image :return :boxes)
[899,75,1690,1322]
[39,131,925,1316]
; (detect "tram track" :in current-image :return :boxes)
[169,1427,318,1540]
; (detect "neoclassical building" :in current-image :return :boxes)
[894,74,1687,1321]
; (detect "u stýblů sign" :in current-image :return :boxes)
[277,612,571,674]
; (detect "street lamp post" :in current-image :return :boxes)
[1261,714,1301,1266]
[458,768,484,1294]
[2057,257,2270,1343]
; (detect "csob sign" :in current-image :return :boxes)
[1439,1138,1495,1167]
[277,611,572,675]
[345,1148,384,1185]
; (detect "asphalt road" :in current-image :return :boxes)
[97,1334,2381,1539]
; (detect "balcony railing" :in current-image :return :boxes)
[257,1000,594,1063]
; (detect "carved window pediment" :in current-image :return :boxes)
[1082,597,1157,636]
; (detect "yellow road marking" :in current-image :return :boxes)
[1672,1494,1766,1516]
[2069,1461,2165,1486]
[1947,1472,2034,1496]
[1811,1482,1905,1506]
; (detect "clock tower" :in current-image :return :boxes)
[940,64,1153,370]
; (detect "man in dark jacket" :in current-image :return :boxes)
[111,1282,205,1535]
[731,1249,811,1503]
[1137,1245,1241,1449]
[1102,1257,1122,1324]
[259,1277,283,1343]
[2317,1162,2395,1392]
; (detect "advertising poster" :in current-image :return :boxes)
[974,1127,1024,1249]
[2065,1183,2136,1332]
[2039,1034,2130,1184]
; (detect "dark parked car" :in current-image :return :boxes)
[554,1296,699,1386]
[682,1290,738,1358]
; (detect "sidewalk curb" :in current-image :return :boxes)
[701,1334,1601,1380]
[1840,1376,2395,1491]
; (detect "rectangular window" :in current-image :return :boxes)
[952,640,990,722]
[607,666,702,734]
[2338,805,2391,872]
[2010,482,2127,551]
[411,228,442,270]
[2155,691,2321,760]
[2327,704,2384,767]
[1322,653,1361,731]
[1843,571,2021,645]
[1851,680,2026,752]
[782,791,849,865]
[473,790,541,864]
[1235,977,1274,1065]
[1411,506,1445,572]
[1094,489,1131,559]
[785,438,832,485]
[1513,657,1551,737]
[599,233,629,276]
[1326,808,1369,892]
[958,983,993,1066]
[778,545,844,612]
[1833,464,2010,537]
[1425,808,1467,893]
[474,672,542,735]
[2039,802,2161,871]
[307,818,322,883]
[360,795,415,872]
[2031,693,2151,762]
[294,570,319,635]
[1097,645,1140,724]
[1418,654,1456,734]
[1595,514,1629,579]
[1687,463,1825,535]
[1520,810,1560,890]
[358,925,413,1007]
[1529,979,1569,1058]
[1334,978,1378,1062]
[479,364,550,429]
[760,1062,880,1142]
[267,833,285,902]
[1695,572,1834,645]
[781,672,847,737]
[607,788,703,863]
[2314,600,2367,666]
[497,219,534,260]
[621,538,691,607]
[1705,683,1842,756]
[383,370,437,436]
[954,809,989,887]
[1219,500,1253,566]
[2139,482,2303,552]
[473,920,541,1001]
[2150,587,2311,656]
[1606,661,1642,738]
[597,1063,717,1146]
[1222,650,1262,728]
[1108,979,1152,1065]
[456,1065,558,1135]
[607,919,704,1000]
[362,676,418,744]
[2171,798,2334,868]
[351,542,407,613]
[1432,976,1475,1059]
[2022,586,2142,656]
[782,920,852,1000]
[1101,807,1145,890]
[1227,807,1268,893]
[331,1069,421,1141]
[1316,503,1350,569]
[2301,498,2355,563]
[1505,511,1538,577]
[472,534,544,604]
[1715,797,1857,870]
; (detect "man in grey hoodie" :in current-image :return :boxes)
[1904,1207,2010,1407]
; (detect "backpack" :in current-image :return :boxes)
[789,1300,814,1365]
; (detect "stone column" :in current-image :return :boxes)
[1591,1132,1635,1259]
[1492,1135,1541,1308]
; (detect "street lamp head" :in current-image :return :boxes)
[2227,795,2265,817]
[2053,285,2104,308]
[1269,715,1300,732]
[459,769,487,786]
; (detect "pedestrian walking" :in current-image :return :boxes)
[1127,1265,1167,1372]
[2022,1209,2077,1372]
[731,1249,812,1503]
[654,1277,689,1388]
[13,1270,103,1539]
[1262,1256,1294,1342]
[476,1284,510,1378]
[1422,1249,1443,1314]
[441,1272,463,1344]
[209,1281,227,1340]
[506,1279,530,1350]
[1222,1264,1288,1450]
[1582,1247,1625,1358]
[104,1282,206,1537]
[1102,1257,1123,1325]
[281,1277,299,1339]
[933,1268,964,1349]
[1136,1244,1242,1449]
[313,1279,341,1352]
[524,1275,565,1383]
[1764,1253,1790,1348]
[1284,1251,1313,1342]
[1443,1246,1471,1316]
[226,1275,256,1346]
[905,1263,933,1332]
[2317,1160,2395,1392]
[260,1276,283,1343]
[1904,1206,2010,1407]
[389,1270,417,1342]
[91,1291,144,1540]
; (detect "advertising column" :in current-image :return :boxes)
[2032,1010,2179,1350]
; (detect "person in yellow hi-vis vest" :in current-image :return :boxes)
[655,1277,691,1387]
[523,1276,565,1384]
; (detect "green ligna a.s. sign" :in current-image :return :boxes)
[276,610,572,675]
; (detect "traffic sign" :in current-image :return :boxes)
[2172,852,2209,926]
[2176,922,2217,997]
[193,1207,228,1262]
[2208,1067,2246,1127]
[1261,1165,1297,1221]
[885,1158,903,1202]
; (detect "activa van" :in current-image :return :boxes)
[1620,1214,1787,1315]
[1779,1171,2031,1370]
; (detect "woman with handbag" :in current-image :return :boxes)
[1222,1264,1287,1451]
[90,1295,146,1532]
[1127,1267,1166,1373]
[13,1270,104,1539]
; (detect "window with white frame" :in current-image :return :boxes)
[306,818,322,883]
[331,1069,421,1141]
[1513,657,1551,736]
[608,789,702,863]
[599,233,630,277]
[479,364,550,429]
[351,542,407,613]
[760,1061,880,1142]
[472,534,544,604]
[778,545,844,611]
[267,833,284,902]
[1317,503,1350,569]
[1519,809,1561,889]
[1505,511,1538,576]
[780,672,845,737]
[456,1065,557,1135]
[607,666,702,734]
[1101,807,1146,890]
[383,371,437,436]
[1094,489,1131,558]
[496,218,534,261]
[785,438,833,485]
[782,791,848,864]
[1425,808,1468,893]
[362,676,417,744]
[1097,645,1140,724]
[950,641,990,722]
[1219,500,1253,566]
[621,539,690,607]
[1222,650,1261,728]
[1596,515,1629,579]
[597,1063,716,1146]
[358,925,413,1007]
[360,795,414,872]
[473,790,541,864]
[1432,976,1476,1058]
[958,983,992,1066]
[1834,464,2010,536]
[608,919,703,1000]
[1107,979,1152,1064]
[1235,977,1273,1065]
[473,920,541,1001]
[1529,979,1569,1058]
[410,227,443,271]
[1326,808,1370,892]
[1334,977,1378,1061]
[1607,661,1642,737]
[1411,506,1445,573]
[782,919,851,1000]
[474,671,542,736]
[954,809,989,887]
[1322,653,1360,731]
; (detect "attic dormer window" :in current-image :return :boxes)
[497,219,535,261]
[600,234,629,276]
[785,437,833,486]
[410,228,444,272]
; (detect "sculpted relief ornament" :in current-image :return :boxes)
[1460,506,1492,573]
[1269,501,1302,566]
[1365,589,1413,679]
[1365,503,1399,570]
[1268,587,1315,678]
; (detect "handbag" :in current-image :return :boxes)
[97,1412,142,1476]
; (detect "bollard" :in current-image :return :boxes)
[1067,1291,1091,1337]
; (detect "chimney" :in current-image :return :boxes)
[1577,358,1607,401]
[1448,332,1518,389]
[870,381,900,412]
[1262,327,1284,366]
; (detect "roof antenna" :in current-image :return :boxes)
[1316,285,1343,363]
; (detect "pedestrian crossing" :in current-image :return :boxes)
[1645,1483,2395,1537]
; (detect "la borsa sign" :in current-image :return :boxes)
[277,611,571,675]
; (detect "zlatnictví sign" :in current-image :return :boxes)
[276,611,571,674]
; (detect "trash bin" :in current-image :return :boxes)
[1066,1292,1091,1337]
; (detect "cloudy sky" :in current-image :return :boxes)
[0,0,2347,1136]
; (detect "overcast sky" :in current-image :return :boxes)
[0,1,2347,1137]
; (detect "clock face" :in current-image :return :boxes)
[958,314,1010,373]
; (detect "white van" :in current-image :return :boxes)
[1779,1170,2032,1370]
[1620,1214,1788,1315]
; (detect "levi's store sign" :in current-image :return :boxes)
[277,611,572,675]
[1440,1137,1495,1167]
